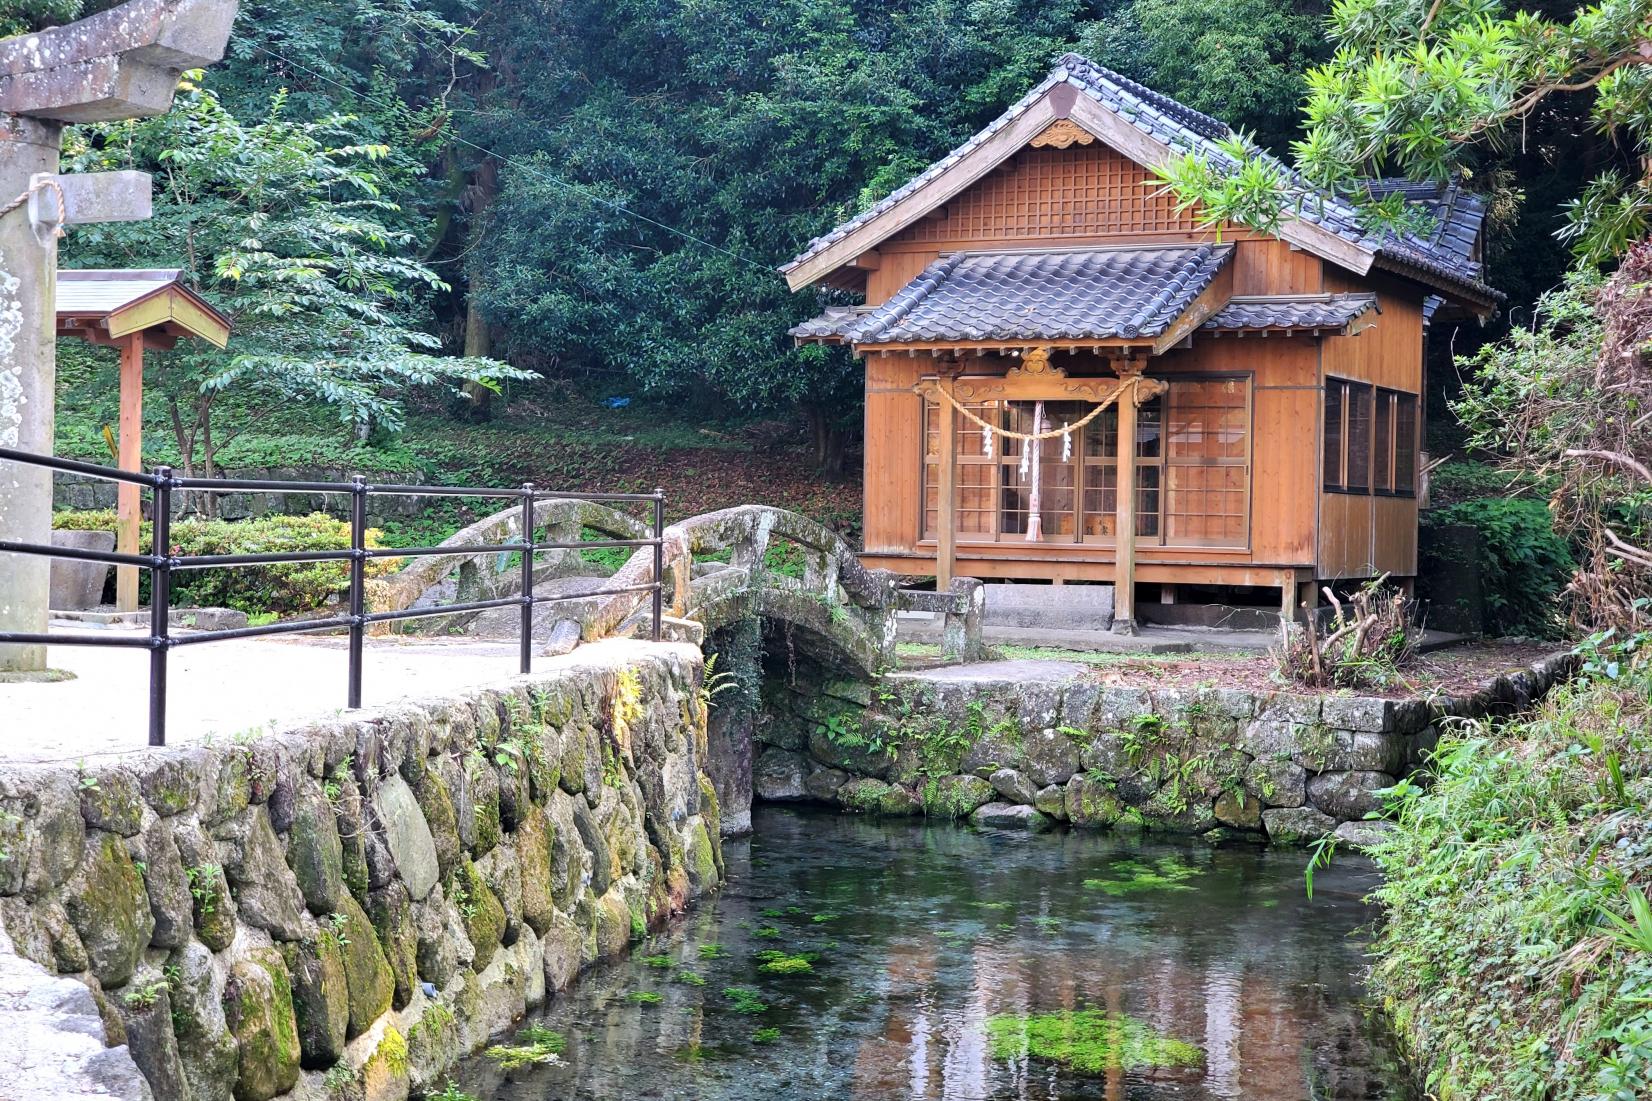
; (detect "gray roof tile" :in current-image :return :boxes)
[803,244,1232,346]
[1203,294,1377,333]
[783,54,1499,307]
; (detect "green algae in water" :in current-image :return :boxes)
[810,912,840,923]
[751,1027,781,1045]
[642,954,674,969]
[754,925,783,939]
[1085,857,1201,896]
[484,1025,565,1070]
[697,943,728,960]
[985,1010,1203,1074]
[755,950,813,975]
[724,986,768,1015]
[674,969,707,986]
[627,991,663,1005]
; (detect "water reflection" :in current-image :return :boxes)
[458,806,1414,1101]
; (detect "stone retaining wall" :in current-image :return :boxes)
[752,653,1574,844]
[0,641,721,1101]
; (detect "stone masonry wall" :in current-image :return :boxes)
[0,640,721,1101]
[752,653,1574,845]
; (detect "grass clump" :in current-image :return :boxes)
[1083,856,1200,895]
[985,1009,1202,1074]
[484,1024,565,1070]
[1366,639,1652,1101]
[723,986,767,1015]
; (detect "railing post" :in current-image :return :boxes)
[347,475,366,709]
[148,468,173,747]
[652,489,665,643]
[520,483,535,675]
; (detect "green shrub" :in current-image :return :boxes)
[1368,634,1652,1100]
[51,510,399,616]
[1424,498,1574,637]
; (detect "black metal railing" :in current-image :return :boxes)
[0,446,666,747]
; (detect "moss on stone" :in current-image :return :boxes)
[225,948,302,1101]
[685,820,718,892]
[922,775,994,820]
[473,789,502,857]
[409,762,462,881]
[451,858,506,971]
[64,831,153,987]
[281,933,349,1068]
[332,894,394,1038]
[1064,776,1123,829]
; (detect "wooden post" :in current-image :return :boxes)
[936,374,957,591]
[1113,372,1139,634]
[115,333,144,611]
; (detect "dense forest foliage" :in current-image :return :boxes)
[10,0,1593,471]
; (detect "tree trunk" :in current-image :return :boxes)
[806,405,847,475]
[460,157,499,420]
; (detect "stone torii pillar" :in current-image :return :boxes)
[0,0,237,672]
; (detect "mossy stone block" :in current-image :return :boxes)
[282,932,349,1067]
[285,785,345,915]
[63,831,153,987]
[334,893,395,1038]
[224,947,302,1101]
[451,858,506,972]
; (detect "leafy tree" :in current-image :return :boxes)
[1077,0,1330,154]
[62,83,525,490]
[1156,0,1652,263]
[0,0,84,37]
[1454,250,1652,629]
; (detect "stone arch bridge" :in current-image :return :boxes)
[376,501,987,677]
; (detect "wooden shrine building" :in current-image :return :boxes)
[783,54,1497,631]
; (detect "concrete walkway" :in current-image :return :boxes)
[0,627,529,764]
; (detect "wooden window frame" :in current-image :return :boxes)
[1324,377,1375,495]
[1373,387,1418,498]
[921,374,1253,550]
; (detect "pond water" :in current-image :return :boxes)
[453,806,1415,1101]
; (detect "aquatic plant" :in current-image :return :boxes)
[755,950,814,975]
[484,1024,566,1070]
[751,1027,781,1044]
[1031,915,1064,932]
[760,907,787,919]
[697,944,728,960]
[753,925,782,939]
[985,1009,1203,1074]
[723,986,768,1015]
[1084,857,1200,895]
[627,991,664,1005]
[674,969,707,986]
[810,912,840,923]
[642,954,674,969]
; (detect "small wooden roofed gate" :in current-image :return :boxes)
[56,269,232,611]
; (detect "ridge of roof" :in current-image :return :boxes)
[781,54,1499,309]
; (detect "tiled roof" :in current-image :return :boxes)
[787,305,872,341]
[1203,294,1377,333]
[799,244,1232,346]
[782,53,1499,307]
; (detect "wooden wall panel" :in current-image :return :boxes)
[1372,495,1418,576]
[1321,270,1425,392]
[863,354,924,552]
[1317,491,1374,578]
[884,144,1202,251]
[1230,239,1322,296]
